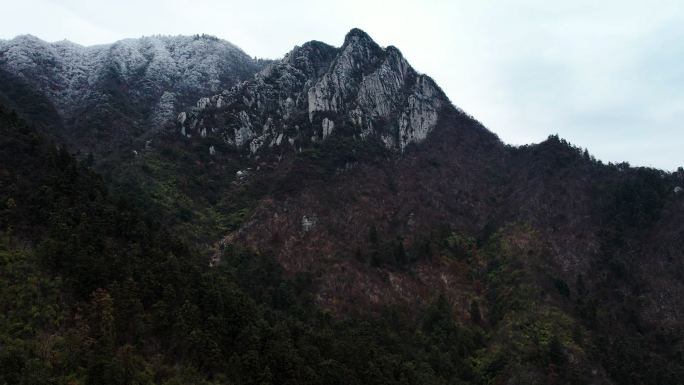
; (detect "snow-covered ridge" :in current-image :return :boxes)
[0,34,264,132]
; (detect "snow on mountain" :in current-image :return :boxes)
[0,34,265,148]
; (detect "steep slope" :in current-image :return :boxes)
[177,29,452,154]
[0,34,265,153]
[172,28,684,383]
[2,104,497,385]
[1,28,683,384]
[167,28,506,311]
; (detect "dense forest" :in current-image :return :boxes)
[0,22,682,385]
[2,104,683,385]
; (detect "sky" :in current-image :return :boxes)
[2,0,683,170]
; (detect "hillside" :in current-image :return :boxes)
[1,29,683,385]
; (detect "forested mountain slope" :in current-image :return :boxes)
[1,29,683,385]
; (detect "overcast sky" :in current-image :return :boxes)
[2,0,683,169]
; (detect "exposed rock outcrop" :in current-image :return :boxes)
[178,29,450,153]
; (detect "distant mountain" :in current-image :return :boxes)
[0,29,683,385]
[0,34,266,152]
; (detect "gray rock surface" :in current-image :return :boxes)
[178,29,451,154]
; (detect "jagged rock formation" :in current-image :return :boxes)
[1,28,683,385]
[178,29,449,153]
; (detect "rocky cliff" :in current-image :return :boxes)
[177,29,451,154]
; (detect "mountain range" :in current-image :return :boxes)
[1,29,683,385]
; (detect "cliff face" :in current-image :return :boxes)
[177,29,450,154]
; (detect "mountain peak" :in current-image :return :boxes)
[175,28,455,154]
[344,28,371,41]
[9,34,43,43]
[342,28,379,50]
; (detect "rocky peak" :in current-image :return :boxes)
[281,41,338,79]
[338,28,384,67]
[343,28,373,45]
[179,28,451,154]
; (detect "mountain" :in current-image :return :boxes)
[1,29,683,385]
[177,29,452,153]
[0,34,266,153]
